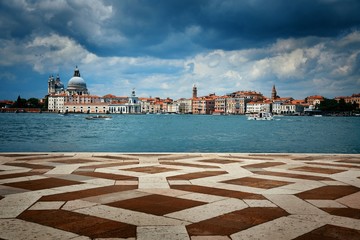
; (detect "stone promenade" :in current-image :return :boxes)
[0,153,360,239]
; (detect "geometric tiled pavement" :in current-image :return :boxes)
[0,153,359,239]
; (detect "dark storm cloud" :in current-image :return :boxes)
[1,0,360,58]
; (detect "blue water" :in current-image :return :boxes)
[0,113,359,153]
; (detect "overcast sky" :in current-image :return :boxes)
[1,0,360,100]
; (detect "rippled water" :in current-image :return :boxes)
[0,113,359,153]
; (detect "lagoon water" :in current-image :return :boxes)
[0,113,359,153]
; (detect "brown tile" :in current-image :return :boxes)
[171,185,265,200]
[199,159,241,164]
[94,155,139,161]
[292,156,328,161]
[0,154,48,158]
[321,208,360,219]
[187,207,288,236]
[337,159,360,164]
[4,162,54,170]
[4,177,82,191]
[158,155,202,161]
[294,224,360,240]
[243,162,285,169]
[167,171,227,181]
[107,194,205,216]
[18,210,136,239]
[126,166,178,174]
[305,162,360,169]
[0,172,39,180]
[222,177,292,189]
[255,170,332,181]
[291,166,346,174]
[296,186,360,200]
[15,155,68,161]
[74,171,137,180]
[52,158,98,164]
[160,161,219,169]
[40,185,137,201]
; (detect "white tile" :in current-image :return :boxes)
[243,199,277,208]
[306,200,347,208]
[231,216,324,240]
[74,204,189,226]
[0,192,41,218]
[29,201,64,210]
[45,164,82,175]
[264,194,328,215]
[191,236,231,240]
[0,175,47,184]
[61,200,99,211]
[0,218,79,240]
[165,198,247,223]
[137,226,190,240]
[179,193,226,203]
[82,190,149,204]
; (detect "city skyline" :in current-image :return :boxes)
[1,0,360,100]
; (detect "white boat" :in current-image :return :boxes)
[85,115,112,120]
[247,112,274,120]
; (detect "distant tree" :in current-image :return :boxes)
[12,95,27,108]
[27,98,40,108]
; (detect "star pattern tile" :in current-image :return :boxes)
[0,153,359,239]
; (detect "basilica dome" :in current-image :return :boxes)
[66,66,89,94]
[67,76,87,90]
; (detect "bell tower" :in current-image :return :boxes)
[271,85,277,100]
[192,84,197,98]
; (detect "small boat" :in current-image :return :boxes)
[247,112,274,120]
[85,115,112,120]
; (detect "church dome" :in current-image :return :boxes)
[67,66,88,91]
[67,76,87,89]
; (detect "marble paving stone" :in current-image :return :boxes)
[187,207,288,236]
[230,216,324,240]
[0,192,41,218]
[74,204,189,226]
[61,199,99,211]
[45,164,83,174]
[306,199,347,208]
[0,218,80,240]
[243,199,277,207]
[82,190,149,204]
[296,185,360,200]
[107,194,205,216]
[18,209,137,239]
[264,194,328,215]
[137,226,190,240]
[222,176,292,189]
[165,198,248,223]
[191,236,231,240]
[336,191,360,209]
[0,153,359,239]
[29,201,64,210]
[294,224,360,240]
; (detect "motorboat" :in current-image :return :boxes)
[85,115,112,120]
[247,112,274,120]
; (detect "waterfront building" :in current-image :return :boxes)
[214,95,228,115]
[335,93,360,109]
[65,102,109,114]
[192,94,217,115]
[48,66,91,112]
[175,98,193,114]
[109,89,141,114]
[246,101,272,113]
[305,95,324,106]
[48,74,64,94]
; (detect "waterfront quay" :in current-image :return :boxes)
[0,153,359,239]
